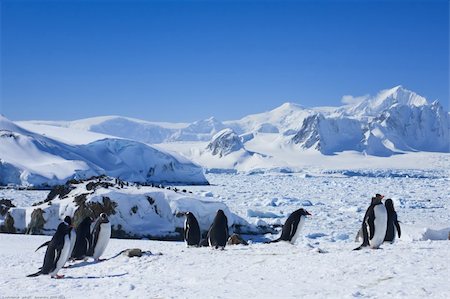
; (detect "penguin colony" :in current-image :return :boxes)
[27,193,400,279]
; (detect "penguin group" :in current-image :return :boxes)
[27,192,401,279]
[183,208,312,249]
[28,213,111,279]
[354,194,401,250]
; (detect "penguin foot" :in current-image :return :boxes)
[51,274,65,279]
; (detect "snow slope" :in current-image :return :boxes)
[0,116,208,186]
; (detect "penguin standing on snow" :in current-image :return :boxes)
[269,208,311,244]
[207,210,228,249]
[384,199,401,243]
[354,194,387,250]
[184,212,201,247]
[71,216,93,260]
[34,216,75,254]
[88,213,111,261]
[27,218,73,278]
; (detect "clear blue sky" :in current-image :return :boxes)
[1,0,448,122]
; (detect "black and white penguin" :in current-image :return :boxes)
[71,216,93,260]
[27,219,72,278]
[384,198,401,243]
[34,216,75,253]
[184,212,201,247]
[270,208,311,244]
[354,194,388,250]
[88,213,111,261]
[207,209,228,249]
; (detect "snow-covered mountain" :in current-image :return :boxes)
[0,116,208,186]
[291,86,449,155]
[206,129,246,157]
[10,86,450,174]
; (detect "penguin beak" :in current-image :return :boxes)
[306,211,312,216]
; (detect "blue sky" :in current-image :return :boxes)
[1,0,448,122]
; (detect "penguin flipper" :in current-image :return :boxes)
[27,270,42,277]
[35,241,51,252]
[368,213,375,240]
[395,220,401,238]
[289,218,300,241]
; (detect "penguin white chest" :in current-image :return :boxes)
[370,204,387,249]
[69,229,76,256]
[50,234,71,276]
[93,223,111,259]
[290,216,306,244]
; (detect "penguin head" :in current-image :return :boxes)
[372,194,384,204]
[63,216,73,227]
[299,208,311,217]
[99,213,110,223]
[384,198,395,210]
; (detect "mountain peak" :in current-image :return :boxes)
[273,102,303,112]
[348,86,428,116]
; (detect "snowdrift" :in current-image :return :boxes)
[0,176,251,239]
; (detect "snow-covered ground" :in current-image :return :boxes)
[1,172,449,298]
[0,234,448,298]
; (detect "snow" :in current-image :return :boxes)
[1,169,449,298]
[0,117,208,186]
[1,86,449,297]
[1,177,247,237]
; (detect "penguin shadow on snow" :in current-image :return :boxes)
[62,272,129,279]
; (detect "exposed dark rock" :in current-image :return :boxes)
[0,199,15,216]
[45,184,73,202]
[86,181,114,191]
[123,248,143,257]
[87,196,117,218]
[74,193,89,206]
[26,208,46,234]
[72,203,94,228]
[0,212,16,233]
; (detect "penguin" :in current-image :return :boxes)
[184,212,201,247]
[354,194,388,250]
[269,208,311,244]
[87,213,111,261]
[35,216,76,255]
[207,209,228,249]
[27,219,72,278]
[384,198,401,243]
[71,216,93,260]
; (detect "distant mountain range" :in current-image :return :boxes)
[2,86,449,185]
[0,116,208,187]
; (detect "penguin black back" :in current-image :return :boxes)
[184,212,201,246]
[271,208,311,243]
[207,210,228,249]
[384,199,401,242]
[71,216,93,260]
[28,222,71,277]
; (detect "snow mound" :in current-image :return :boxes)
[1,176,251,238]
